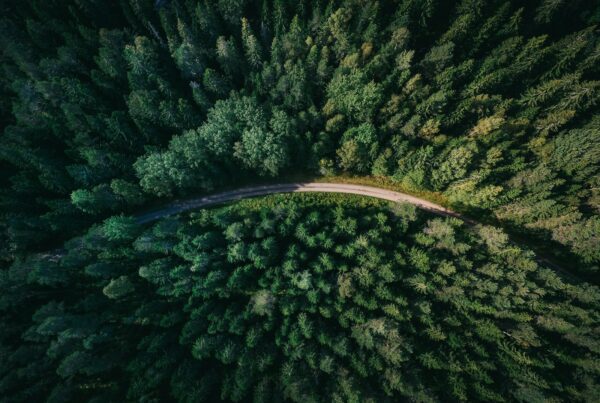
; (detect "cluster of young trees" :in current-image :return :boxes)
[0,0,599,272]
[1,194,598,401]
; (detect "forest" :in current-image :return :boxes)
[2,194,599,401]
[0,0,599,401]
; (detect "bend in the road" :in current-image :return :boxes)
[135,182,578,282]
[136,183,465,224]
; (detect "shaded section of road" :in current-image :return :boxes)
[136,183,471,224]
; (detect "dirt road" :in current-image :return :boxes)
[136,183,469,224]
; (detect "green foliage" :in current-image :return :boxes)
[241,17,263,69]
[337,123,379,173]
[100,215,140,242]
[325,68,384,123]
[103,275,135,299]
[3,195,598,401]
[1,0,600,400]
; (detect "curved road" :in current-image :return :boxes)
[135,182,579,282]
[136,183,472,224]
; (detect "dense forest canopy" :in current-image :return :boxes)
[0,0,599,401]
[2,194,599,401]
[0,0,599,272]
